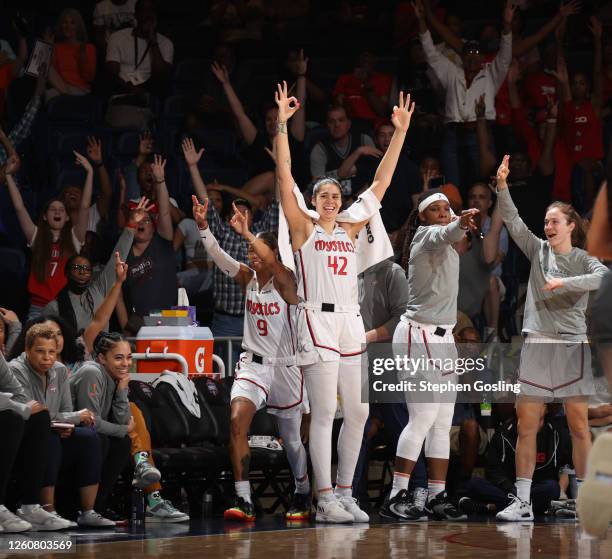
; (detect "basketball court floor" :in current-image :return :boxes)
[2,516,610,558]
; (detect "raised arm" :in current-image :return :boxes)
[475,94,497,178]
[86,136,113,220]
[419,0,464,53]
[482,202,505,265]
[495,155,541,259]
[589,17,603,115]
[192,196,252,287]
[513,1,580,58]
[150,155,174,241]
[182,137,208,200]
[368,92,414,201]
[72,151,94,244]
[4,156,36,242]
[275,82,312,246]
[211,62,257,145]
[290,50,308,143]
[83,252,128,355]
[490,0,514,90]
[229,203,298,304]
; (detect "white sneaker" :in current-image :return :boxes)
[496,495,534,522]
[17,505,69,531]
[315,498,354,523]
[337,496,370,523]
[77,510,116,528]
[133,459,162,488]
[49,511,78,528]
[146,500,189,523]
[0,505,31,532]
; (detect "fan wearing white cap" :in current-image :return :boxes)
[380,189,479,522]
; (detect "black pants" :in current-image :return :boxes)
[44,427,102,489]
[95,434,131,512]
[0,409,50,505]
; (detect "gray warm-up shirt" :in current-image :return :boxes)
[0,352,31,420]
[69,362,130,437]
[497,188,607,340]
[9,354,81,424]
[403,219,466,326]
[43,228,134,332]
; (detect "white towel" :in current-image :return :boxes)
[152,371,201,418]
[279,185,393,275]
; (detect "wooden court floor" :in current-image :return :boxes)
[2,519,611,559]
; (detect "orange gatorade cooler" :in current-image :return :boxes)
[135,326,214,375]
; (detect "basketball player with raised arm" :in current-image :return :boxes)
[193,197,310,522]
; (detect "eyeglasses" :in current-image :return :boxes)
[70,264,92,273]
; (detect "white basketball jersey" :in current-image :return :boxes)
[242,274,296,359]
[295,224,358,306]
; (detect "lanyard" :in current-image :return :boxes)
[133,33,151,70]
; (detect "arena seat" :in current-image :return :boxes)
[47,95,102,125]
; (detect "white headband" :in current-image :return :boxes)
[418,192,450,213]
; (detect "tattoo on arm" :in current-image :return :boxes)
[277,121,288,134]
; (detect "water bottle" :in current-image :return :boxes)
[202,492,213,518]
[130,487,145,530]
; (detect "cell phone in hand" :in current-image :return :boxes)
[429,176,445,189]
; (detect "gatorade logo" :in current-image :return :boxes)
[195,347,206,374]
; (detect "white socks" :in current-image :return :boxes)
[334,485,352,498]
[427,480,445,503]
[515,477,532,502]
[235,481,252,504]
[390,473,410,499]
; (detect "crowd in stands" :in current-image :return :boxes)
[0,0,611,530]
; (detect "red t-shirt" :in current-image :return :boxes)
[27,240,70,307]
[333,72,392,122]
[562,100,604,162]
[52,42,96,90]
[522,71,557,110]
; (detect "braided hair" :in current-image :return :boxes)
[93,331,126,358]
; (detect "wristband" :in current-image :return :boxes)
[126,222,139,229]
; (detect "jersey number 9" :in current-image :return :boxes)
[257,319,268,336]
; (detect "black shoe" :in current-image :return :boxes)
[286,492,312,520]
[458,497,490,516]
[102,508,128,525]
[224,496,255,522]
[426,492,467,521]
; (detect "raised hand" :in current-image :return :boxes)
[229,202,250,237]
[559,0,581,18]
[4,153,20,176]
[114,251,129,283]
[151,154,166,182]
[296,48,308,76]
[459,208,480,231]
[411,0,425,20]
[421,167,439,191]
[192,195,209,230]
[86,136,103,165]
[496,154,510,186]
[391,91,415,132]
[275,81,300,123]
[128,196,154,225]
[588,16,602,40]
[74,150,93,173]
[503,0,516,27]
[475,94,486,119]
[138,131,154,156]
[211,62,230,84]
[0,307,19,323]
[182,137,204,167]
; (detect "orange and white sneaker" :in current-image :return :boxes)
[224,497,256,522]
[286,493,311,521]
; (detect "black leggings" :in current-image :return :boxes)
[95,434,131,512]
[44,427,102,489]
[0,410,51,505]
